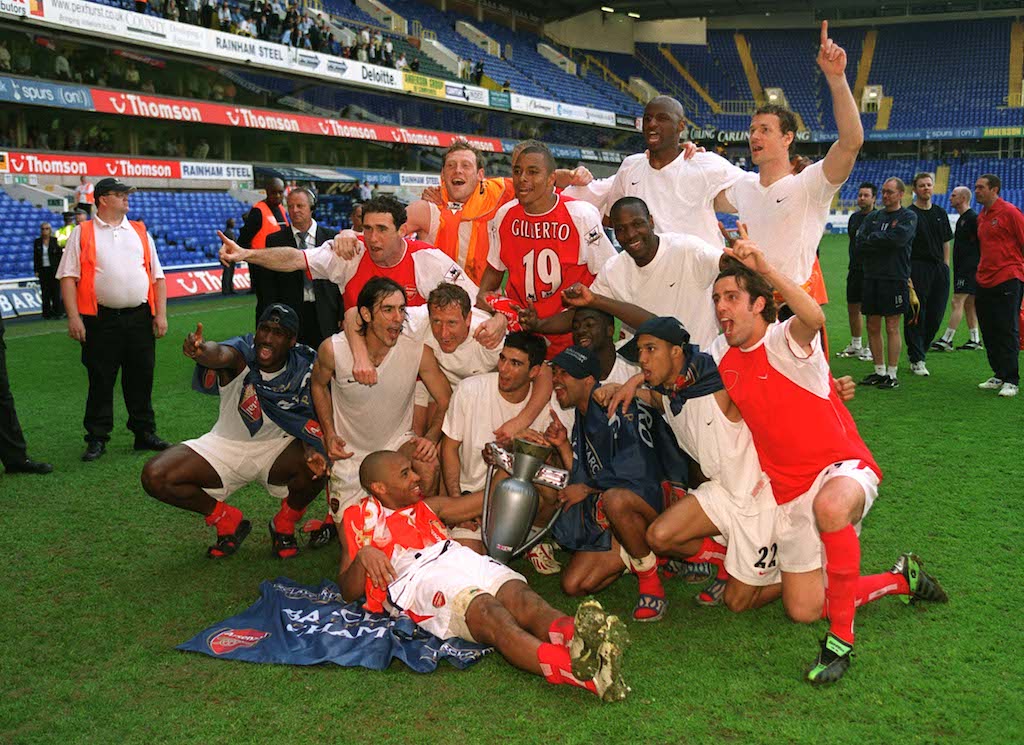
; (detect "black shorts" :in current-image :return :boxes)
[846,267,864,304]
[861,278,909,317]
[953,273,977,295]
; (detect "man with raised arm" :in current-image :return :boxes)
[708,234,948,684]
[141,304,326,559]
[715,21,864,312]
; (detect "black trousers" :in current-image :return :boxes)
[0,323,28,467]
[221,261,235,295]
[81,305,157,444]
[904,260,950,363]
[976,278,1023,386]
[299,300,322,350]
[38,268,62,318]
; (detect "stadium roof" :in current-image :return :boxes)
[529,0,1024,22]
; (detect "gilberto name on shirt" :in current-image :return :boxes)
[509,218,572,242]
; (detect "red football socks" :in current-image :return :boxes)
[273,502,305,535]
[205,502,242,536]
[537,643,597,696]
[821,525,860,645]
[855,571,910,607]
[548,616,575,645]
[686,537,727,570]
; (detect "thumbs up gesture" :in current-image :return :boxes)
[184,322,205,360]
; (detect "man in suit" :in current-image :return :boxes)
[34,222,63,319]
[264,187,342,349]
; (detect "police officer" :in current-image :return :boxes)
[57,178,170,462]
[237,177,288,322]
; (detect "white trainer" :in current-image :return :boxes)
[998,383,1019,398]
[978,377,1004,390]
[856,347,874,361]
[911,361,930,377]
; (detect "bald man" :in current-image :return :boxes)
[238,178,289,323]
[337,450,630,702]
[563,96,744,249]
[934,186,982,351]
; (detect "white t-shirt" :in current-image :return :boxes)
[329,331,423,456]
[304,240,479,303]
[442,372,550,493]
[661,393,766,508]
[405,305,500,389]
[564,152,745,248]
[56,216,165,309]
[589,232,723,347]
[209,365,290,444]
[724,160,844,286]
[550,354,640,431]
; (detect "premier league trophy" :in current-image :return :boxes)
[481,438,569,565]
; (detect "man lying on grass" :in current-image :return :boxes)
[338,449,629,702]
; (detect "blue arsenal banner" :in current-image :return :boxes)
[178,577,492,672]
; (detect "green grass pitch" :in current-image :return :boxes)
[1,235,1020,743]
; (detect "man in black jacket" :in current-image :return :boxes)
[264,187,342,349]
[33,222,63,319]
[857,177,918,390]
[906,172,953,376]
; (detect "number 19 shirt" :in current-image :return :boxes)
[488,194,615,357]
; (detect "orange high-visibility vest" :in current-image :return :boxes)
[76,219,156,316]
[250,200,287,249]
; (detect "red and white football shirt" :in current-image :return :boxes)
[488,195,615,357]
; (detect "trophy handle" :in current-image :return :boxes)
[510,506,561,560]
[481,462,496,555]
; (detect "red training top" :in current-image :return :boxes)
[977,198,1024,288]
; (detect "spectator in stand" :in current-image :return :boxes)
[186,0,200,25]
[383,38,394,67]
[328,33,340,56]
[192,139,210,159]
[34,222,63,319]
[217,0,231,29]
[54,52,72,81]
[502,80,511,93]
[201,0,214,27]
[221,217,238,295]
[135,0,148,13]
[124,63,141,89]
[409,56,420,73]
[358,180,372,202]
[0,41,10,73]
[395,52,408,71]
[473,60,484,85]
[279,23,291,45]
[973,173,1024,398]
[74,176,94,216]
[165,0,179,21]
[359,26,370,48]
[12,45,30,75]
[356,43,368,62]
[308,17,322,50]
[0,315,53,475]
[141,79,156,94]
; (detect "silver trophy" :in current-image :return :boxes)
[481,439,569,564]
